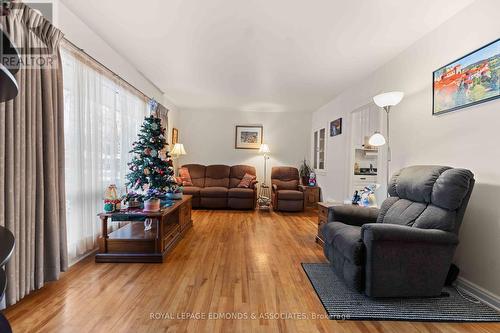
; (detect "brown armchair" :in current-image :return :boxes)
[271,166,304,212]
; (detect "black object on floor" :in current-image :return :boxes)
[445,263,460,286]
[302,263,500,322]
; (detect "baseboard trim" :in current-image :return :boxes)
[455,277,500,311]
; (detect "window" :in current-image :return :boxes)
[61,46,148,264]
[313,127,326,171]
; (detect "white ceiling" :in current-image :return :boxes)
[61,0,473,112]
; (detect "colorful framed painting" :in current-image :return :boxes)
[433,38,500,115]
[235,125,263,149]
[330,118,342,137]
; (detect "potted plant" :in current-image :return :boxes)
[122,191,143,209]
[143,189,164,212]
[299,159,312,186]
[166,184,184,200]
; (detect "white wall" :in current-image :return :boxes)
[178,110,311,184]
[55,1,163,100]
[312,0,500,297]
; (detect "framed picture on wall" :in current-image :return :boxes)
[433,38,500,115]
[235,125,263,149]
[172,127,179,145]
[330,118,342,137]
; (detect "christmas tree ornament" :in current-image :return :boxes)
[148,99,159,113]
[144,168,150,175]
[144,147,152,156]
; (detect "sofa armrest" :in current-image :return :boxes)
[327,205,379,227]
[361,223,458,245]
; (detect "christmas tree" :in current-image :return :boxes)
[126,114,177,195]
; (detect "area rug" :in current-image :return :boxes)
[302,263,500,322]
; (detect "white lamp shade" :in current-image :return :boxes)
[368,132,386,146]
[259,143,270,154]
[373,91,404,108]
[171,143,187,155]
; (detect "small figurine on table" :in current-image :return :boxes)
[352,190,361,205]
[308,172,317,187]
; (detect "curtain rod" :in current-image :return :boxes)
[62,37,165,103]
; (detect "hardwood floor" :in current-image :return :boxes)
[4,210,500,333]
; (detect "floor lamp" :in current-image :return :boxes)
[369,91,404,194]
[258,144,271,209]
[259,143,270,185]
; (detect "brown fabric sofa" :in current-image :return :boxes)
[182,164,257,209]
[271,166,304,212]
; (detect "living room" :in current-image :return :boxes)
[1,0,499,332]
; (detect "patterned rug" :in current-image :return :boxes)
[302,263,500,322]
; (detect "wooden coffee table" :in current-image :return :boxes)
[96,195,192,263]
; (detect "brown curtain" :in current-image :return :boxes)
[0,2,67,306]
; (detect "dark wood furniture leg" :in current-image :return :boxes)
[100,216,108,253]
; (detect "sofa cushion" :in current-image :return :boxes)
[182,164,206,188]
[431,168,474,211]
[205,165,230,188]
[413,205,456,232]
[178,167,193,186]
[382,166,475,232]
[389,165,450,203]
[271,166,299,190]
[237,173,256,188]
[230,165,256,188]
[378,198,427,226]
[228,187,254,198]
[200,187,228,198]
[322,222,364,265]
[183,186,201,197]
[277,190,303,200]
[273,179,299,190]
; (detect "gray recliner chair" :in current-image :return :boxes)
[321,165,475,298]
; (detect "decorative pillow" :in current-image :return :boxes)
[179,167,193,186]
[238,173,256,188]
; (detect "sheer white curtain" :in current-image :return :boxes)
[61,48,148,264]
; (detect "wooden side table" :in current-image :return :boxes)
[302,186,321,209]
[316,201,344,244]
[257,184,272,210]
